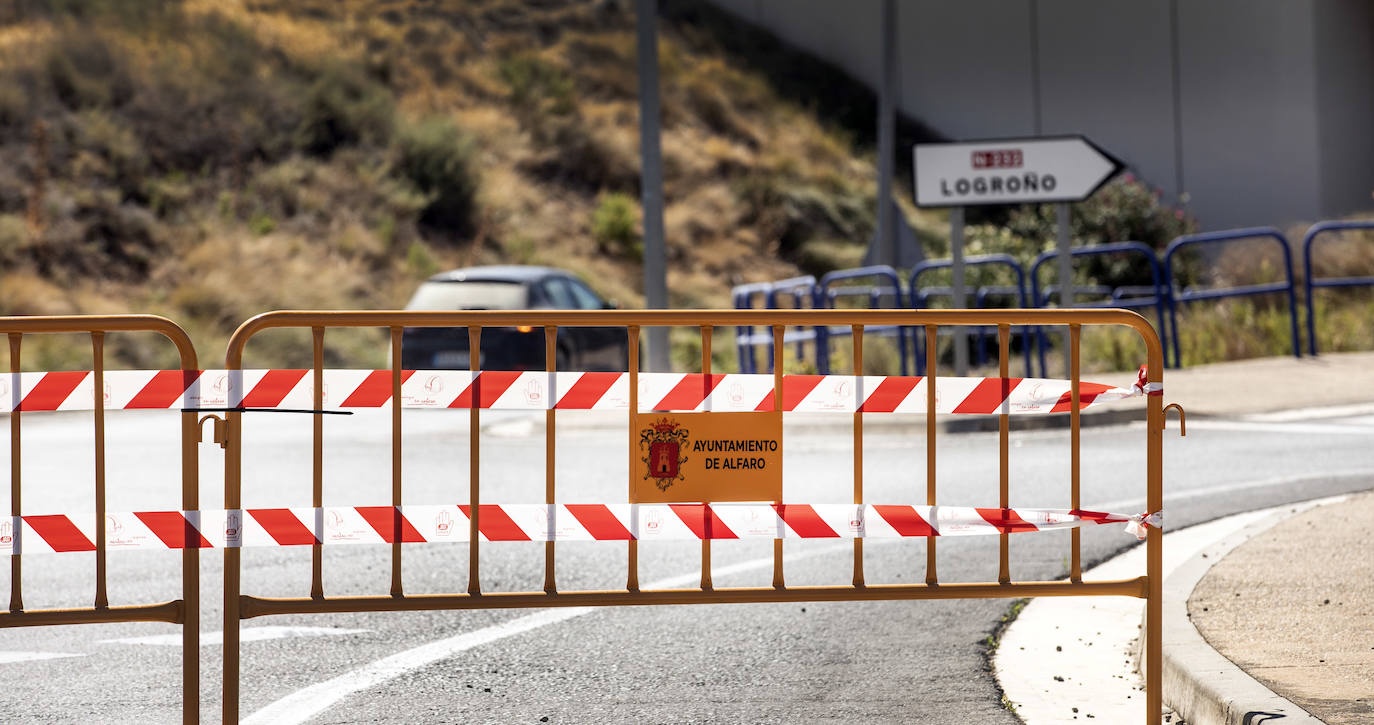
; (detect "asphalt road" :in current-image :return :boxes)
[2,407,1371,724]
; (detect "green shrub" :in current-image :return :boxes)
[405,240,439,278]
[1002,175,1197,289]
[0,79,32,132]
[44,30,133,110]
[248,212,276,236]
[733,169,876,258]
[0,214,28,262]
[498,52,576,119]
[395,116,480,233]
[591,192,641,260]
[294,62,396,156]
[74,110,146,189]
[795,237,866,277]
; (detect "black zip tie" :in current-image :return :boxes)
[182,407,353,415]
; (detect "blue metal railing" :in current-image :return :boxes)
[735,220,1374,376]
[765,275,822,372]
[909,254,1032,377]
[1030,241,1172,374]
[731,275,822,373]
[1302,220,1374,356]
[731,281,773,374]
[818,265,908,375]
[972,285,1029,369]
[1163,227,1300,367]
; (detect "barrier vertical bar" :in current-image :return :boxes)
[312,327,325,600]
[467,326,481,596]
[223,364,243,724]
[390,327,403,598]
[545,327,557,594]
[626,325,640,592]
[8,333,21,614]
[924,325,938,586]
[852,325,864,587]
[997,325,1010,585]
[91,332,109,610]
[1070,325,1082,582]
[179,345,201,725]
[771,325,784,589]
[700,326,713,591]
[1145,335,1164,724]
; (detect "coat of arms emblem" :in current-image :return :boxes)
[640,417,688,491]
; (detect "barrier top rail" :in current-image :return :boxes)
[226,308,1164,334]
[0,314,198,363]
[1163,227,1300,365]
[1302,219,1374,356]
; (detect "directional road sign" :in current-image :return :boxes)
[913,136,1124,207]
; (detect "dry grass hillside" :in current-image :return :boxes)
[0,0,936,370]
[3,1,1369,374]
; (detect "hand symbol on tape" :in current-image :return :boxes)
[524,378,543,404]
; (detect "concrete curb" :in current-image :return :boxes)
[1156,503,1333,725]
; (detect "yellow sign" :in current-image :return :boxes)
[633,412,783,503]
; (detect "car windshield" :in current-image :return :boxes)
[405,281,528,310]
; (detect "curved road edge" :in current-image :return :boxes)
[1158,503,1332,725]
[995,491,1358,724]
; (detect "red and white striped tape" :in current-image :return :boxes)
[0,366,1160,414]
[0,504,1163,554]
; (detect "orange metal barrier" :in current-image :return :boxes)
[0,315,201,725]
[221,308,1165,724]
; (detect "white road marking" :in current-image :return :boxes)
[0,651,86,664]
[1242,402,1374,422]
[102,626,369,647]
[1089,468,1374,516]
[243,541,863,725]
[1179,419,1374,435]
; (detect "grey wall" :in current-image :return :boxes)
[1036,1,1177,199]
[899,1,1037,139]
[707,0,1374,231]
[1314,0,1374,219]
[1176,0,1322,229]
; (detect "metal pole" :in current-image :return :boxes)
[875,0,897,266]
[950,206,968,375]
[1056,202,1073,377]
[636,0,671,372]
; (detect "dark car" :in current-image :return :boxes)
[400,266,629,371]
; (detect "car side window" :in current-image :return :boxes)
[565,278,604,310]
[540,279,577,309]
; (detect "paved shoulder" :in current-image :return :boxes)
[1188,491,1374,725]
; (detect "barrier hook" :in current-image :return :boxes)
[1163,403,1186,436]
[198,414,227,449]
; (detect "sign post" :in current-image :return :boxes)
[1055,201,1073,376]
[913,136,1123,376]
